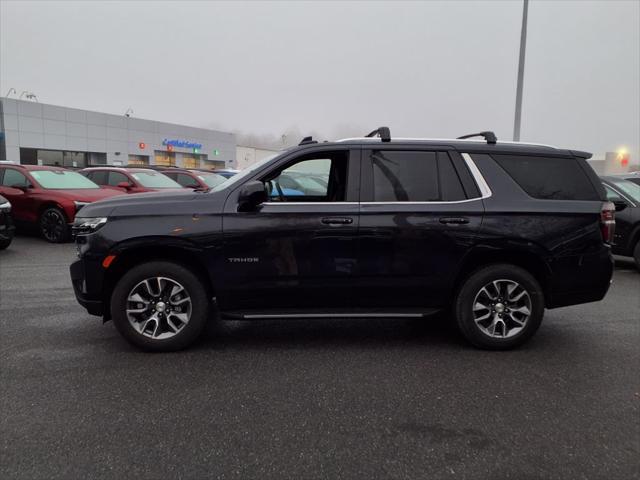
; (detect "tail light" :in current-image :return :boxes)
[600,202,615,244]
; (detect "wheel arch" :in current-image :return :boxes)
[453,247,552,306]
[101,241,215,320]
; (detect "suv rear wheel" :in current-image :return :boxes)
[111,261,210,351]
[454,264,544,350]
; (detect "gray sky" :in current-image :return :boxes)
[1,0,638,158]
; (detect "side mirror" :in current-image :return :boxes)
[613,200,628,212]
[238,181,268,211]
[117,182,132,190]
[11,184,29,192]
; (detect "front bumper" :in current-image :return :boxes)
[70,258,105,317]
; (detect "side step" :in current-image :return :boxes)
[220,309,442,320]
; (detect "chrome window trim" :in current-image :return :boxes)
[262,202,359,206]
[461,153,492,199]
[260,153,491,206]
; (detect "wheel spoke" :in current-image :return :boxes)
[473,278,532,339]
[126,276,192,340]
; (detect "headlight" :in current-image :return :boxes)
[0,201,11,212]
[74,201,90,211]
[72,217,108,235]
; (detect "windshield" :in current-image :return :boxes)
[131,172,182,188]
[197,172,228,188]
[609,178,640,202]
[210,153,282,192]
[30,170,100,189]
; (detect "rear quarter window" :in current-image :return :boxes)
[492,154,600,201]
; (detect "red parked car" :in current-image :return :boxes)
[80,167,183,193]
[159,168,228,190]
[0,165,124,243]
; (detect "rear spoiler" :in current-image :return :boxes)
[570,150,592,159]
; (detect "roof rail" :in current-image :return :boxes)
[365,127,391,142]
[457,131,497,144]
[299,136,318,146]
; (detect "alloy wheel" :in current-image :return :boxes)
[41,210,65,242]
[472,279,532,339]
[126,277,192,340]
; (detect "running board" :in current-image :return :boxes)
[221,309,442,320]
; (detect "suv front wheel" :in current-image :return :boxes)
[111,261,210,351]
[454,264,544,350]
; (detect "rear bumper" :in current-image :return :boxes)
[546,247,614,309]
[70,258,105,317]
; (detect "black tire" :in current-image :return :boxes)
[110,261,210,351]
[454,264,544,350]
[0,236,12,250]
[39,207,69,243]
[633,240,640,272]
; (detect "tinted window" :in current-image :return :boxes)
[263,151,348,202]
[438,152,466,201]
[492,155,600,200]
[604,185,624,202]
[1,169,29,187]
[371,150,439,202]
[89,170,108,185]
[108,172,130,186]
[176,173,197,187]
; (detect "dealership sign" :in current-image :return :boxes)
[162,139,203,150]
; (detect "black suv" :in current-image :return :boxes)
[70,128,614,351]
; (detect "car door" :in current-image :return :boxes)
[219,147,360,313]
[355,146,484,309]
[0,168,36,223]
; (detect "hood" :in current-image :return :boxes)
[53,188,124,202]
[77,189,226,218]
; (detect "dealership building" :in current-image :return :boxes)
[0,98,236,170]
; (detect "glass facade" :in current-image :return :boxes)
[203,159,226,170]
[128,154,149,166]
[154,151,176,167]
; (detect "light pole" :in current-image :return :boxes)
[513,0,529,141]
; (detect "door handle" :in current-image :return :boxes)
[321,217,354,225]
[439,217,469,225]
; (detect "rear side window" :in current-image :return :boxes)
[371,151,439,201]
[88,171,108,185]
[369,150,468,202]
[492,155,600,200]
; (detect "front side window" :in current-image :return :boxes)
[262,152,348,202]
[606,178,640,203]
[1,169,29,188]
[108,172,131,186]
[29,170,99,189]
[130,171,182,189]
[176,173,198,187]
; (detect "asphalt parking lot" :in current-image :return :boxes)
[1,235,638,480]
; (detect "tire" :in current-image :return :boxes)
[454,264,544,350]
[633,240,640,272]
[110,261,210,351]
[39,207,69,243]
[0,236,12,250]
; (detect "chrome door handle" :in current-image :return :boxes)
[321,217,353,225]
